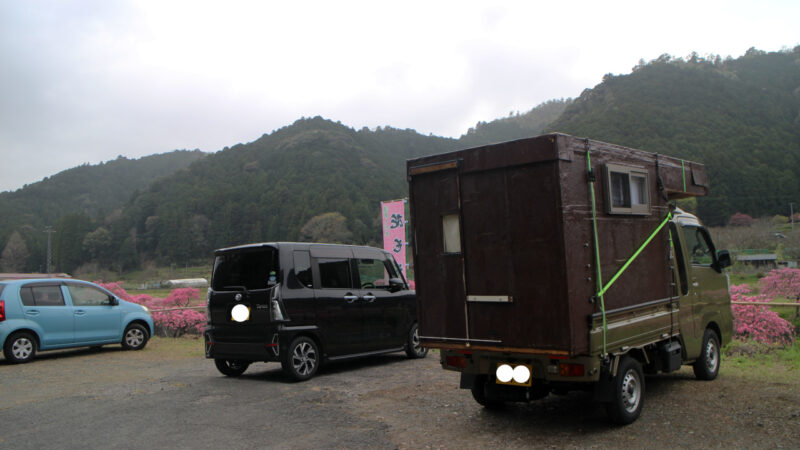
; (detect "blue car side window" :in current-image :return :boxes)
[30,286,65,306]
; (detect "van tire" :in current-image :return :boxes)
[4,331,37,363]
[121,323,149,350]
[693,329,721,381]
[405,323,428,358]
[282,336,319,381]
[214,359,250,377]
[605,356,644,425]
[470,375,504,409]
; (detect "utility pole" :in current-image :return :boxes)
[44,226,55,273]
[791,203,795,232]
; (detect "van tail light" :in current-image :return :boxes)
[270,285,289,322]
[0,300,5,321]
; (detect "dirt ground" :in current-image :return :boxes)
[1,339,798,448]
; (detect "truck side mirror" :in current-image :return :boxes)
[388,278,406,292]
[715,250,732,271]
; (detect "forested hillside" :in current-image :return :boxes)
[1,46,797,274]
[0,150,206,272]
[548,47,800,225]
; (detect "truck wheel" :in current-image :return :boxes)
[470,375,504,409]
[405,323,428,358]
[214,359,250,377]
[281,336,319,381]
[693,329,721,380]
[605,356,644,425]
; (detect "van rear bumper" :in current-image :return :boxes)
[204,330,280,362]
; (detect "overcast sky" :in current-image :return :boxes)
[1,0,797,192]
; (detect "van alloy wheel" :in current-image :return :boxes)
[292,341,317,376]
[282,336,320,381]
[405,323,428,358]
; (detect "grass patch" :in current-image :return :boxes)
[722,340,800,384]
[146,335,205,359]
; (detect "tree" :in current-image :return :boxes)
[728,212,755,227]
[83,227,113,264]
[0,231,29,272]
[300,212,353,243]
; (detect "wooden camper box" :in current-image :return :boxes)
[407,133,708,357]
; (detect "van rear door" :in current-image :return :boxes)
[210,245,279,337]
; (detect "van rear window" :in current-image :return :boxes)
[212,248,279,291]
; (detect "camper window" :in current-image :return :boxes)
[605,164,649,215]
[442,214,462,254]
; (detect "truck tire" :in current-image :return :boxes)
[693,329,721,380]
[605,356,644,425]
[470,375,504,409]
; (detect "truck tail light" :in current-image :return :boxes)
[0,300,4,321]
[445,355,466,369]
[559,363,585,377]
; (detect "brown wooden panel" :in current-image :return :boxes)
[408,169,467,341]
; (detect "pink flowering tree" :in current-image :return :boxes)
[758,268,800,302]
[730,283,795,347]
[97,282,205,337]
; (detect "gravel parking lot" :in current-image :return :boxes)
[1,338,798,449]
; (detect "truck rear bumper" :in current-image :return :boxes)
[439,348,603,384]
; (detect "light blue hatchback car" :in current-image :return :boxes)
[0,278,154,363]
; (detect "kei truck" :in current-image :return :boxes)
[406,133,732,424]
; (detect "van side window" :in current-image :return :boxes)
[605,163,649,215]
[357,258,394,289]
[292,251,313,289]
[682,225,714,266]
[21,285,65,306]
[318,258,354,289]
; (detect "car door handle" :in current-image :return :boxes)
[25,310,40,316]
[344,294,358,303]
[363,295,376,303]
[74,310,87,316]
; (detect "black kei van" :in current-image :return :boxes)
[204,242,427,381]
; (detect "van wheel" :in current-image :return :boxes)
[4,332,37,363]
[693,329,721,380]
[214,359,250,377]
[605,356,644,425]
[281,336,319,381]
[121,323,149,350]
[470,375,504,409]
[405,323,428,358]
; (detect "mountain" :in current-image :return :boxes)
[459,99,570,147]
[547,47,800,225]
[0,150,206,271]
[1,46,798,273]
[117,118,457,265]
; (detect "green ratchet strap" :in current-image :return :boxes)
[595,211,673,299]
[586,147,607,354]
[681,159,687,192]
[587,145,673,355]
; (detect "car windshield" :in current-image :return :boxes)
[212,247,279,291]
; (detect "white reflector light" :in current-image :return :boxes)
[496,364,514,383]
[231,304,250,322]
[513,364,531,384]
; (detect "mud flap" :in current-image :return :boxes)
[460,372,477,389]
[593,358,616,402]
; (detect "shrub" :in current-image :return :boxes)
[730,283,795,347]
[98,282,205,337]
